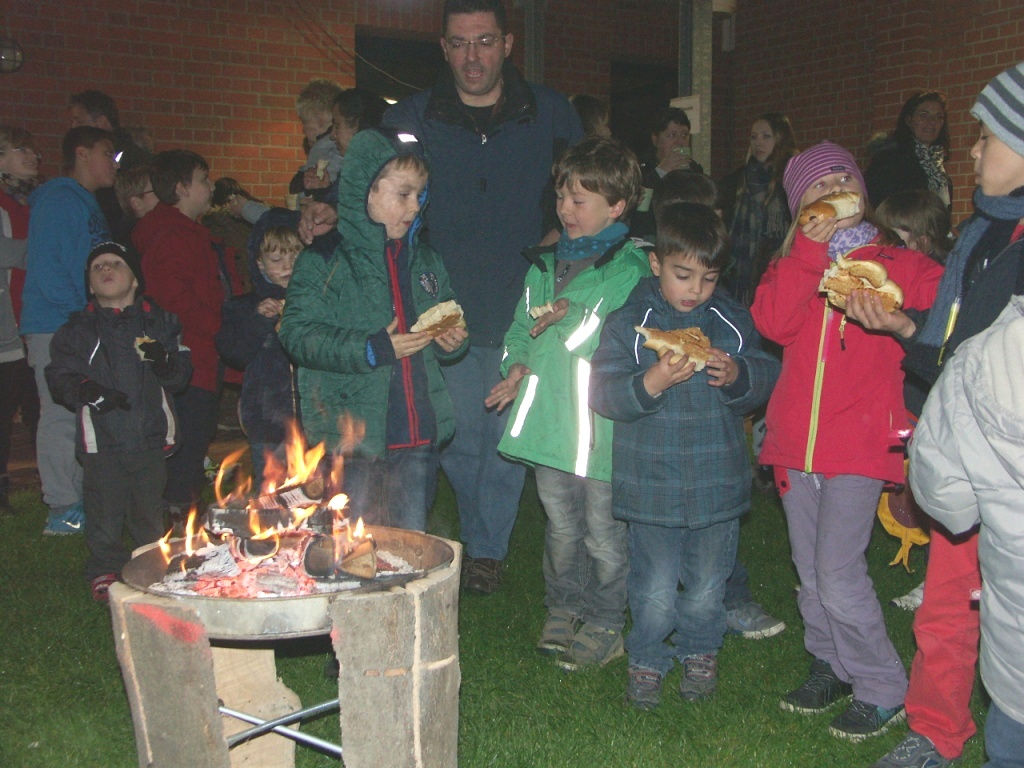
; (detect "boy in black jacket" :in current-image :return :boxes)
[46,242,191,602]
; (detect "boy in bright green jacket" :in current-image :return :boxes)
[487,137,649,671]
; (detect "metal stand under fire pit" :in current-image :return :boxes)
[108,528,461,768]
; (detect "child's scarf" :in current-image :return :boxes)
[828,220,878,262]
[555,221,628,261]
[917,187,1024,346]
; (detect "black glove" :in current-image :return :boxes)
[138,339,172,376]
[79,380,131,414]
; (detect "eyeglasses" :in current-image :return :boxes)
[140,188,156,197]
[445,34,503,52]
[913,111,945,123]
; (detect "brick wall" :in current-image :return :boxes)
[723,0,1024,221]
[2,0,1022,219]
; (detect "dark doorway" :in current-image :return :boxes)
[609,61,678,164]
[355,32,444,102]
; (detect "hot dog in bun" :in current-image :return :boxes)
[797,191,862,227]
[818,256,904,312]
[634,325,713,371]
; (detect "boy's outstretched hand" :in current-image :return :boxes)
[704,348,739,388]
[386,317,432,359]
[485,363,531,412]
[643,353,696,397]
[257,298,285,318]
[433,325,468,353]
[529,298,569,337]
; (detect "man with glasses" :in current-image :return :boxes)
[384,0,583,594]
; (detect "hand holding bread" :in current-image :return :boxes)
[818,256,903,313]
[634,325,713,370]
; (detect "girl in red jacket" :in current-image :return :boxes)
[751,142,942,741]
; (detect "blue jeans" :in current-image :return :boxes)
[984,703,1024,768]
[626,517,739,675]
[535,466,627,631]
[438,346,526,559]
[343,445,438,532]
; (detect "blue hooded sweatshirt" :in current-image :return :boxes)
[21,177,110,334]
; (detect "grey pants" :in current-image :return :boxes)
[535,465,627,631]
[25,333,82,511]
[781,469,907,709]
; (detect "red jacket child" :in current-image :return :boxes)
[752,230,941,483]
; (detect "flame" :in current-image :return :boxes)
[182,507,210,556]
[353,517,365,539]
[282,421,325,488]
[336,413,366,457]
[214,447,251,507]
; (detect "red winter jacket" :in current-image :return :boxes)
[751,231,942,483]
[133,203,241,392]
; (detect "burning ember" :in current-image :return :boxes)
[147,423,418,598]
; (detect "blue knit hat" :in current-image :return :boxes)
[971,61,1024,158]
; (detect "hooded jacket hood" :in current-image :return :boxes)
[337,128,428,253]
[246,207,300,301]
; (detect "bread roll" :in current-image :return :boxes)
[633,325,712,371]
[797,191,862,227]
[410,300,466,336]
[818,256,904,312]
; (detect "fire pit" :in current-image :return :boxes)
[108,425,460,768]
[110,526,460,768]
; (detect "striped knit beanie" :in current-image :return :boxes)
[782,141,867,219]
[971,61,1024,158]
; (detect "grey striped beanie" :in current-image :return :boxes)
[971,61,1024,158]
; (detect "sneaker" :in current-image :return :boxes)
[678,653,718,700]
[890,583,925,611]
[462,556,503,595]
[829,698,906,742]
[726,601,787,639]
[556,623,623,671]
[90,573,118,603]
[537,611,579,656]
[43,504,85,536]
[871,731,959,767]
[626,665,664,710]
[779,658,853,714]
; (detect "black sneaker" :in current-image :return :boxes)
[462,556,503,595]
[829,698,906,741]
[779,658,853,714]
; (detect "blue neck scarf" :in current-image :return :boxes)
[917,187,1024,345]
[555,221,629,261]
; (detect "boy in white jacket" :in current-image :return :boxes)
[910,294,1024,768]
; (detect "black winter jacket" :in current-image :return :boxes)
[46,297,191,456]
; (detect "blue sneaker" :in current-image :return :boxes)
[43,504,84,536]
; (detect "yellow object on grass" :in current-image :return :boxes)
[877,460,929,571]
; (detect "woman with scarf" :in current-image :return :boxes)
[866,91,953,211]
[0,126,41,510]
[719,112,797,306]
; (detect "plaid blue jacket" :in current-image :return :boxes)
[590,278,780,528]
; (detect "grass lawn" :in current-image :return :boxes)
[0,472,989,767]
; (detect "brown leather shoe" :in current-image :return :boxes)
[462,556,503,594]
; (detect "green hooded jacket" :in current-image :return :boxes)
[278,130,465,456]
[496,239,650,481]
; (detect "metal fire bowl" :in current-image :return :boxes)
[120,526,455,641]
